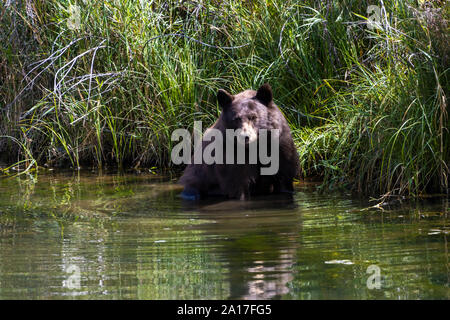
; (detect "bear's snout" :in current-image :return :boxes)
[239,122,257,144]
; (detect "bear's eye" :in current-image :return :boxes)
[248,115,256,121]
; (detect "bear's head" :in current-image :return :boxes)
[217,83,274,145]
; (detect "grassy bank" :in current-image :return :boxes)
[1,0,448,198]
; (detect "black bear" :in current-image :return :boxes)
[179,83,299,200]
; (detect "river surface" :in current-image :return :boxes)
[0,171,448,299]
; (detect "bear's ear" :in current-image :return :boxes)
[217,89,234,109]
[256,83,273,106]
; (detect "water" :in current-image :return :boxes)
[0,171,448,299]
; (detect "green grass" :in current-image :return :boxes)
[0,0,448,199]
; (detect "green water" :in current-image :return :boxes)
[0,171,448,300]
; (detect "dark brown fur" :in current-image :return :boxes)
[179,84,299,200]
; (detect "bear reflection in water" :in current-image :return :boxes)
[179,84,300,200]
[180,192,300,299]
